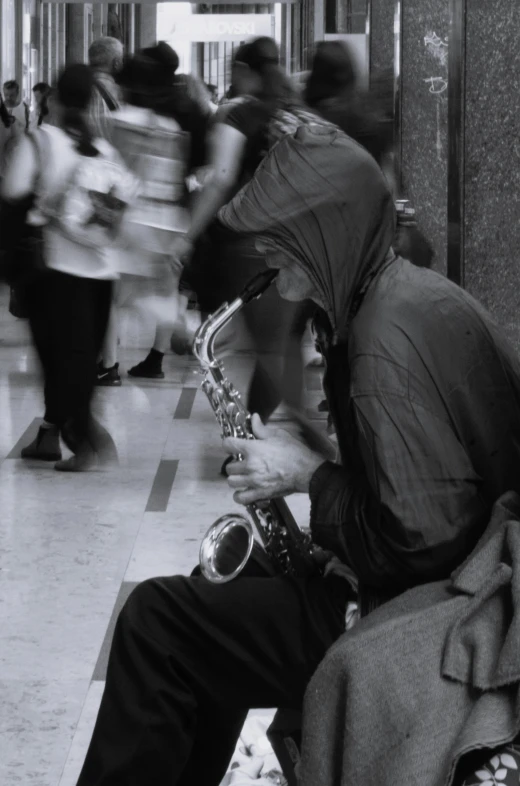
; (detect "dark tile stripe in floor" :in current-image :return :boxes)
[145,459,179,512]
[6,417,41,459]
[92,582,139,681]
[173,388,197,420]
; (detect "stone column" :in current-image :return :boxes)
[136,2,157,50]
[66,4,87,65]
[40,2,51,83]
[399,0,450,274]
[50,3,58,76]
[56,3,66,79]
[368,0,395,78]
[93,4,106,40]
[453,0,520,347]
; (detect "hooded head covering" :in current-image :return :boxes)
[218,124,396,343]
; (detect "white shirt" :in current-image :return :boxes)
[1,125,118,280]
[37,126,118,280]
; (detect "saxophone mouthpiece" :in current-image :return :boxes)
[240,270,278,304]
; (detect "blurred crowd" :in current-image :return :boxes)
[0,34,430,473]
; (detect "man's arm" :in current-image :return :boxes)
[309,393,487,590]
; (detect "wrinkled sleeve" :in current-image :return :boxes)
[309,393,487,590]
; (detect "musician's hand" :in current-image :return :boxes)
[223,414,325,505]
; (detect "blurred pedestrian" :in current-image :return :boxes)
[304,41,394,173]
[172,38,314,451]
[88,36,123,140]
[126,42,212,378]
[1,64,134,471]
[0,80,34,176]
[88,36,125,386]
[109,50,191,381]
[32,82,51,126]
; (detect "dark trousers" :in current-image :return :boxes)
[76,549,350,786]
[25,269,112,443]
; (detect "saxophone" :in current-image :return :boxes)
[192,269,321,583]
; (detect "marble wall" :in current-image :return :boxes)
[369,0,395,78]
[463,0,520,346]
[401,0,449,274]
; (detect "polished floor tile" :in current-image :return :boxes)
[0,678,89,786]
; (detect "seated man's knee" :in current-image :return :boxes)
[119,576,187,630]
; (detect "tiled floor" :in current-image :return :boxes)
[0,285,327,786]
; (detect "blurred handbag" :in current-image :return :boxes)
[0,131,48,307]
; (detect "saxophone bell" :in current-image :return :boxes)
[194,269,320,583]
[199,514,254,583]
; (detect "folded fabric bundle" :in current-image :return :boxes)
[299,491,520,786]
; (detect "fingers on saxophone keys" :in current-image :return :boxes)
[227,472,251,488]
[222,437,244,456]
[226,460,249,478]
[233,489,264,505]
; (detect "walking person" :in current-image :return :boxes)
[88,37,123,139]
[172,37,315,436]
[32,82,51,127]
[87,36,125,387]
[107,50,191,380]
[1,64,133,470]
[0,80,34,177]
[126,42,212,380]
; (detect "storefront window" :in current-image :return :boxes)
[22,4,32,99]
[325,0,368,35]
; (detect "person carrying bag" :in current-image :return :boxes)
[1,64,138,471]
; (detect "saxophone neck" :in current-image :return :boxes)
[192,270,278,369]
[192,296,244,369]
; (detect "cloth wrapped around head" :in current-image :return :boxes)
[218,124,396,342]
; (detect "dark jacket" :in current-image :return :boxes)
[219,125,520,610]
[310,258,520,607]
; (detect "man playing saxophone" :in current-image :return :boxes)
[76,124,520,786]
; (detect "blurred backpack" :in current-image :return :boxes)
[40,135,139,250]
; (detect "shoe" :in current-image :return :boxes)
[21,425,62,461]
[96,362,122,387]
[128,359,165,379]
[55,445,97,472]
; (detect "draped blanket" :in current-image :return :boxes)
[300,491,520,786]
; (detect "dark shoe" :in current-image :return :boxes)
[55,444,97,472]
[21,425,62,461]
[96,362,122,387]
[128,359,165,379]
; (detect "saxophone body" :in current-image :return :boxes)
[193,270,320,583]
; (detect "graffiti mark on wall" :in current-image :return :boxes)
[424,32,448,162]
[424,76,448,94]
[424,32,449,66]
[424,31,449,97]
